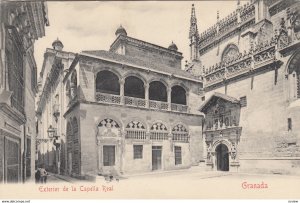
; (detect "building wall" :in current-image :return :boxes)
[0,1,48,182]
[124,42,182,70]
[67,102,203,176]
[77,59,203,115]
[36,48,75,174]
[196,1,300,174]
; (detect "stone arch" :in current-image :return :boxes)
[125,121,147,139]
[123,71,147,84]
[150,120,169,131]
[172,123,189,142]
[150,121,169,140]
[148,78,169,89]
[171,85,187,105]
[221,43,239,63]
[124,76,145,98]
[95,115,123,130]
[96,118,121,139]
[149,80,168,102]
[170,82,189,92]
[211,139,233,153]
[94,67,122,80]
[98,118,120,129]
[172,123,188,133]
[95,70,120,95]
[126,121,146,130]
[286,48,300,99]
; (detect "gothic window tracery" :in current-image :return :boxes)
[97,118,120,138]
[221,44,239,64]
[125,121,146,139]
[150,122,168,140]
[172,124,189,142]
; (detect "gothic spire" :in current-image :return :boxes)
[189,4,199,39]
[237,0,241,9]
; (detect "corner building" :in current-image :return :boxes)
[187,0,300,175]
[0,1,48,182]
[62,27,204,177]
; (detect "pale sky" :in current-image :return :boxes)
[34,1,249,73]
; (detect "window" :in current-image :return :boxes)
[6,29,24,114]
[240,96,247,107]
[174,146,182,165]
[288,118,292,131]
[133,145,143,159]
[103,145,115,166]
[26,138,31,178]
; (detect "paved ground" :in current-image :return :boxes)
[22,168,300,198]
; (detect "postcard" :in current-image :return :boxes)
[0,0,300,201]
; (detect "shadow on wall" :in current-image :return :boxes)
[36,140,67,175]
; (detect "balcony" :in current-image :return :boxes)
[124,96,146,108]
[125,130,147,140]
[95,92,121,104]
[95,92,189,113]
[172,133,189,143]
[150,132,169,140]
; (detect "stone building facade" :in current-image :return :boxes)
[0,1,48,183]
[38,26,204,178]
[36,40,75,174]
[187,0,300,175]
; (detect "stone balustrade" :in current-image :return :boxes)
[172,133,189,143]
[125,130,147,140]
[124,96,146,108]
[95,92,121,104]
[199,2,255,50]
[150,132,169,140]
[95,92,189,113]
[204,41,279,87]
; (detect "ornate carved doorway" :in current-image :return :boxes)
[216,144,229,171]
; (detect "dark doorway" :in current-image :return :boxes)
[152,146,162,170]
[216,144,229,171]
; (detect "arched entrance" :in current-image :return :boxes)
[215,144,229,171]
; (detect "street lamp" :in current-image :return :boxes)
[47,125,61,174]
[47,125,56,139]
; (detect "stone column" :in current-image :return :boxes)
[120,79,125,105]
[186,91,190,113]
[167,87,171,111]
[145,83,149,108]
